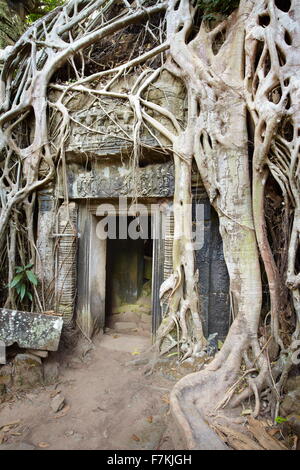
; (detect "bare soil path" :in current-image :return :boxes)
[0,332,186,450]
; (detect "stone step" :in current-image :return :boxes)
[112,303,151,315]
[114,322,138,332]
[110,311,139,324]
[100,334,150,353]
[140,313,151,324]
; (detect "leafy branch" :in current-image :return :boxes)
[26,0,65,23]
[8,263,38,302]
[197,0,240,20]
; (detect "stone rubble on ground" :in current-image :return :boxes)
[13,354,43,390]
[50,393,65,413]
[27,349,49,358]
[0,364,12,387]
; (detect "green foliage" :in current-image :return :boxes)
[275,416,287,424]
[197,0,240,20]
[8,263,38,302]
[27,0,65,23]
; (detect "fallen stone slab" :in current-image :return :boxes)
[0,309,63,353]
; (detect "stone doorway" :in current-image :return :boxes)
[76,202,166,340]
[105,216,153,332]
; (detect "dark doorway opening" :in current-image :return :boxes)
[105,216,153,326]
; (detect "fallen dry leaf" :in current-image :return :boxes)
[38,442,50,448]
[131,350,141,356]
[292,435,298,451]
[0,420,21,430]
[212,423,264,451]
[241,408,253,416]
[50,390,60,399]
[161,394,170,404]
[1,426,12,433]
[131,434,140,442]
[247,416,288,450]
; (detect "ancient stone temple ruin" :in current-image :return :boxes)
[34,71,230,343]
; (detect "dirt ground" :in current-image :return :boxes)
[0,330,187,450]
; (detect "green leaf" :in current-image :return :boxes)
[275,416,287,424]
[9,273,24,288]
[24,263,34,270]
[15,266,24,273]
[203,13,217,21]
[19,284,26,301]
[26,292,33,301]
[167,351,179,357]
[16,284,22,295]
[26,270,38,285]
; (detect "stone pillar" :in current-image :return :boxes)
[207,209,230,340]
[54,202,78,323]
[36,188,56,311]
[152,205,167,337]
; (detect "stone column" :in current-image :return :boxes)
[36,188,56,311]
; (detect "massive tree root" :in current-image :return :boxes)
[168,0,300,447]
[0,0,299,448]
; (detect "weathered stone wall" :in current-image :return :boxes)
[62,161,175,199]
[44,69,230,339]
[0,1,24,49]
[63,70,186,158]
[193,199,230,341]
